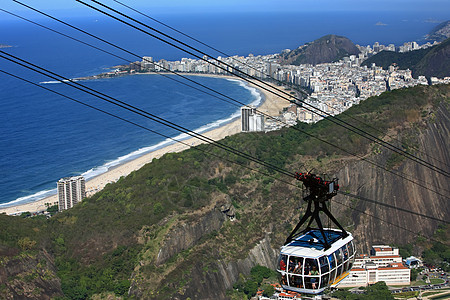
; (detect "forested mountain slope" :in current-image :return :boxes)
[0,84,448,299]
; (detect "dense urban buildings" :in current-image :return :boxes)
[57,176,86,212]
[132,39,449,132]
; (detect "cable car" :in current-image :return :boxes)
[277,172,356,294]
[277,229,355,294]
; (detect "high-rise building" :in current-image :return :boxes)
[57,176,86,212]
[241,106,264,132]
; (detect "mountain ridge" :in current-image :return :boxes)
[279,34,360,66]
[425,20,450,42]
[362,38,450,78]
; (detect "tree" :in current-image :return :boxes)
[18,237,36,251]
[262,284,275,297]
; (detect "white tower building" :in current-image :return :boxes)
[241,106,265,132]
[57,176,86,212]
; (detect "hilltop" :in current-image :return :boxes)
[425,20,450,42]
[362,38,450,78]
[0,84,449,299]
[279,34,360,66]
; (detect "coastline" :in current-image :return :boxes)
[0,76,289,216]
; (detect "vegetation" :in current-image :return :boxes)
[395,291,419,298]
[0,84,448,298]
[230,265,277,297]
[332,281,394,299]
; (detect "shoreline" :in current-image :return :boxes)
[0,76,289,216]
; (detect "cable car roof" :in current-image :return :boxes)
[281,229,353,258]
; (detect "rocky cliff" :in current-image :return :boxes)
[0,249,63,299]
[338,100,449,251]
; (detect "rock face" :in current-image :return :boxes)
[336,101,450,252]
[0,250,63,299]
[155,209,227,266]
[280,34,360,66]
[181,235,278,299]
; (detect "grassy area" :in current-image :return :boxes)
[395,291,419,298]
[423,290,450,297]
[430,292,450,300]
[430,278,446,284]
[411,280,427,286]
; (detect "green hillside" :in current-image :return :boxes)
[0,84,449,299]
[362,38,450,78]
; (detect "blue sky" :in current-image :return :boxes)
[2,0,450,16]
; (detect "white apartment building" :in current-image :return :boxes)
[57,176,86,212]
[241,106,265,132]
[339,245,410,287]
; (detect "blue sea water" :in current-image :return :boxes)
[0,9,445,207]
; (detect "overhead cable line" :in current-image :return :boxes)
[338,191,449,224]
[112,0,450,170]
[75,0,450,178]
[1,68,299,191]
[0,50,294,179]
[5,71,445,248]
[5,3,448,248]
[3,64,448,244]
[2,50,448,226]
[110,0,312,95]
[333,199,450,246]
[9,1,449,197]
[3,8,448,199]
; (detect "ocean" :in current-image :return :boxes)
[0,9,445,207]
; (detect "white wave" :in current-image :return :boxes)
[226,78,264,107]
[39,79,80,84]
[0,188,56,208]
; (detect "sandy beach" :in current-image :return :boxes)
[0,77,290,216]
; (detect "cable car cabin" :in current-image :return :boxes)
[277,229,355,294]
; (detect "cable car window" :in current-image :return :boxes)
[289,274,303,288]
[304,258,318,275]
[280,273,287,285]
[335,249,343,266]
[320,273,329,289]
[329,268,336,284]
[348,241,354,257]
[336,264,343,279]
[278,254,287,271]
[319,255,329,273]
[290,256,304,274]
[342,245,349,261]
[328,253,336,269]
[344,260,349,273]
[288,256,297,273]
